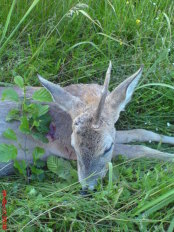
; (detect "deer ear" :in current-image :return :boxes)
[106,66,143,122]
[37,75,84,117]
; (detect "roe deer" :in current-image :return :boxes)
[0,62,174,190]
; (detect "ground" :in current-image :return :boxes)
[0,0,174,231]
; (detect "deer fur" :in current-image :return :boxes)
[0,62,174,190]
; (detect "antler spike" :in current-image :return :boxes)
[93,61,112,127]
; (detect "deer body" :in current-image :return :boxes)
[0,63,174,190]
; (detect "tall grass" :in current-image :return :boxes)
[0,0,174,231]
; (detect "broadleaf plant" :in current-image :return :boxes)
[1,88,19,102]
[47,155,78,183]
[32,88,53,102]
[0,144,17,162]
[14,76,24,88]
[3,128,17,141]
[0,75,52,182]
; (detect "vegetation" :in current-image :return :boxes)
[0,76,53,182]
[0,0,174,231]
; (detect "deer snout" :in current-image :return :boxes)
[82,178,98,190]
[77,157,108,191]
[79,167,107,191]
[78,164,98,190]
[79,170,97,190]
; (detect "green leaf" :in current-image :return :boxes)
[1,88,19,102]
[32,147,45,163]
[37,104,49,117]
[47,156,78,182]
[140,194,174,218]
[35,159,45,168]
[31,166,44,175]
[19,116,30,134]
[14,76,24,88]
[0,0,40,54]
[31,132,48,143]
[3,128,17,141]
[108,162,113,191]
[32,88,53,102]
[168,217,174,232]
[33,120,40,127]
[6,108,20,121]
[36,113,51,134]
[24,103,49,119]
[14,160,27,175]
[0,144,17,162]
[24,103,36,117]
[0,0,16,44]
[135,188,174,216]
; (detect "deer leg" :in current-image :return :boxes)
[115,129,174,145]
[113,144,174,161]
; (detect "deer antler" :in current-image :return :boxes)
[93,61,112,127]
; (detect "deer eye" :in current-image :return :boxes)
[104,143,114,155]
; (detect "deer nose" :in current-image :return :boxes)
[88,183,96,191]
[81,179,97,191]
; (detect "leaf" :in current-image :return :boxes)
[32,147,45,163]
[31,166,44,175]
[108,162,113,191]
[24,103,37,118]
[6,108,20,121]
[140,194,174,218]
[35,159,45,168]
[31,132,48,143]
[0,144,17,162]
[31,172,45,181]
[0,0,16,44]
[3,128,17,141]
[24,103,49,119]
[37,104,49,117]
[1,88,19,102]
[0,0,40,54]
[36,113,51,134]
[168,217,174,232]
[135,188,174,216]
[70,168,78,182]
[19,116,30,134]
[32,88,53,102]
[47,156,77,182]
[78,10,102,29]
[113,188,123,207]
[33,120,40,127]
[68,41,106,57]
[28,187,37,196]
[14,160,27,175]
[14,76,24,88]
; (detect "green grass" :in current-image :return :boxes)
[1,157,174,231]
[0,0,174,231]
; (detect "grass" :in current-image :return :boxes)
[0,0,174,231]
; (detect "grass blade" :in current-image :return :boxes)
[163,12,172,47]
[137,83,174,91]
[98,32,130,46]
[108,162,113,191]
[79,10,102,29]
[135,188,174,215]
[168,217,174,232]
[0,0,40,54]
[139,195,174,218]
[0,0,16,44]
[67,41,106,57]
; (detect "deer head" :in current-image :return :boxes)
[38,62,143,190]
